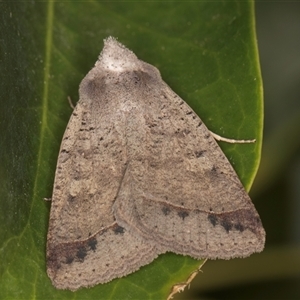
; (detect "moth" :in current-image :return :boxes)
[47,37,265,291]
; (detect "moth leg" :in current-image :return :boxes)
[167,259,208,300]
[67,96,75,109]
[210,131,256,144]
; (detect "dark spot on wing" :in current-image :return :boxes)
[162,206,171,216]
[211,165,217,172]
[220,219,233,233]
[195,150,206,157]
[207,209,263,235]
[234,223,245,232]
[47,231,107,274]
[178,210,189,220]
[113,225,125,234]
[88,237,97,251]
[67,195,76,202]
[208,214,218,227]
[66,256,74,264]
[76,246,87,261]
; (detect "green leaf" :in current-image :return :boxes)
[0,1,263,299]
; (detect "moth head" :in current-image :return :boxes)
[96,36,141,73]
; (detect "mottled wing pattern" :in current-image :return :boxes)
[112,60,265,260]
[47,36,265,291]
[47,63,162,291]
